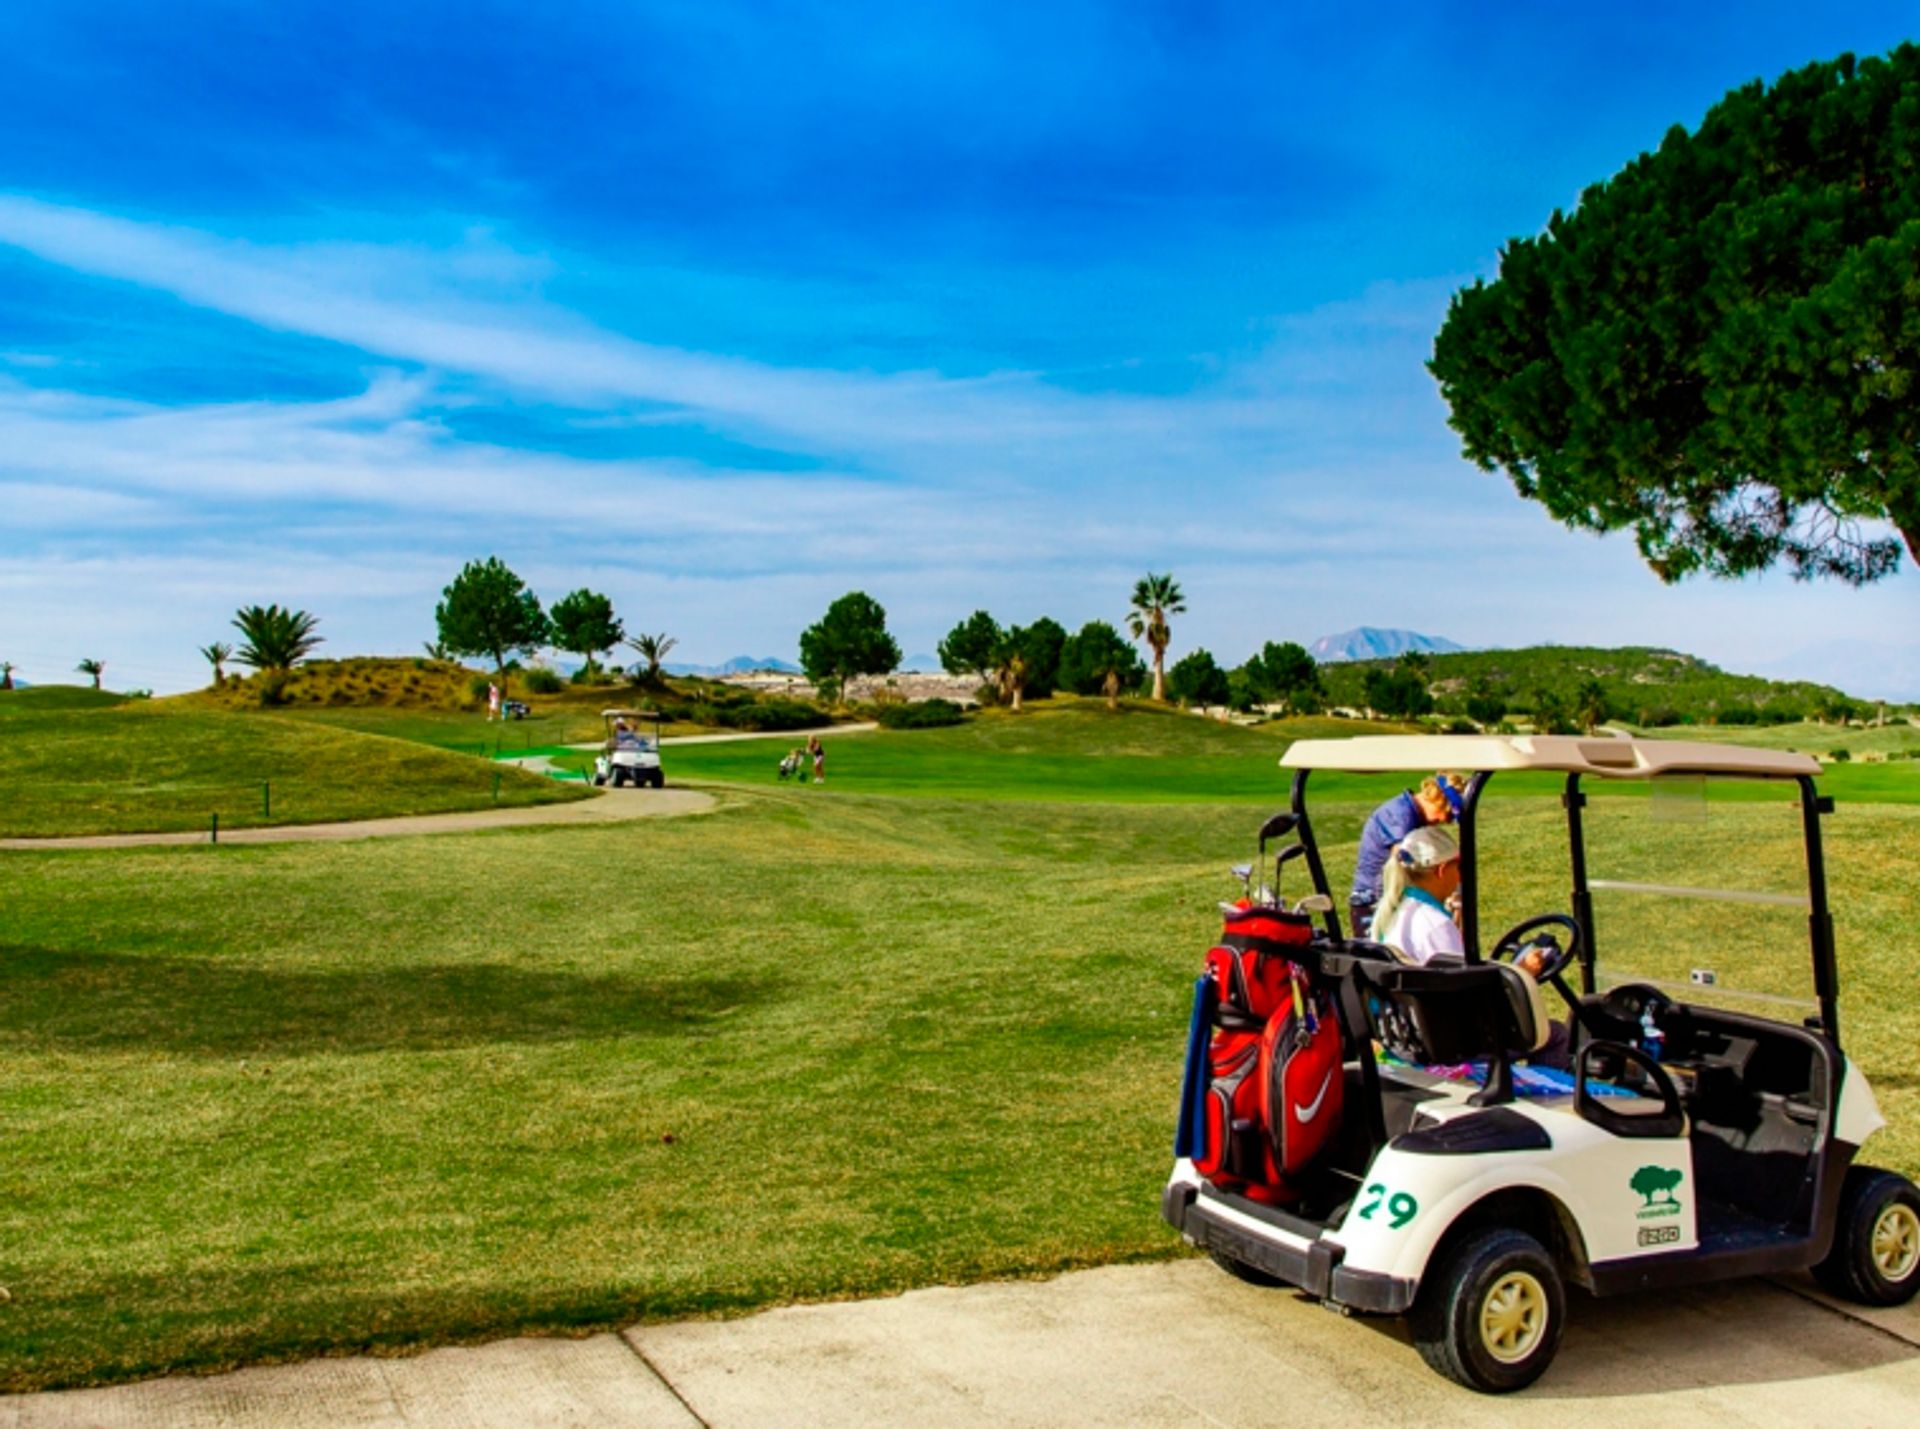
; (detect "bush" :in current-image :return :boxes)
[468,675,494,702]
[876,699,965,729]
[1829,747,1852,763]
[725,698,831,732]
[523,667,564,694]
[256,672,291,707]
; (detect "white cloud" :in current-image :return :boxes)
[0,196,1913,697]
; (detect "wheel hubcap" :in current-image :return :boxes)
[1872,1203,1920,1284]
[1479,1270,1547,1363]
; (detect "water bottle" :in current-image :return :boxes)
[1640,1006,1665,1062]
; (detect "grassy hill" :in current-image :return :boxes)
[0,684,136,716]
[0,692,584,837]
[1317,644,1885,725]
[170,656,835,753]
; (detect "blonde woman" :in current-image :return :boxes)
[1372,825,1465,965]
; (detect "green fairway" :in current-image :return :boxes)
[0,700,584,837]
[632,702,1920,807]
[551,703,1421,803]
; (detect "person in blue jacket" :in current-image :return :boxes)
[1351,773,1465,935]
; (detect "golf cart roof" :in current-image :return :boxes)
[601,709,663,719]
[1279,734,1819,780]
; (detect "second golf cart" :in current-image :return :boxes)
[592,709,665,788]
[1165,734,1917,1392]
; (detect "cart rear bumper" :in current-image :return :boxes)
[1163,1179,1415,1315]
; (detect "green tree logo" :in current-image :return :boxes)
[1631,1165,1684,1207]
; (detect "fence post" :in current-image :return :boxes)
[210,811,219,845]
[492,770,501,804]
[262,781,271,820]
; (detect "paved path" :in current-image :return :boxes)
[7,1261,1916,1426]
[0,788,715,851]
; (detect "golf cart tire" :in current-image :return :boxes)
[1208,1248,1290,1289]
[1814,1167,1920,1306]
[1410,1227,1564,1394]
[649,771,665,789]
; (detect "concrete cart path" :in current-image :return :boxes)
[8,1261,1917,1427]
[0,788,715,851]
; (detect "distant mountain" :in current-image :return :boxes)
[664,655,802,677]
[898,652,942,674]
[1309,627,1467,663]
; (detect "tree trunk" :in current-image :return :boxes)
[1875,479,1920,570]
[1150,651,1166,702]
[1011,684,1023,713]
[1103,670,1120,711]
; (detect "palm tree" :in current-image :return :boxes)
[1,661,13,691]
[998,649,1030,713]
[1126,573,1185,702]
[232,605,323,672]
[1573,677,1610,734]
[625,632,678,680]
[76,658,104,689]
[200,641,233,686]
[1101,668,1122,712]
[422,639,451,661]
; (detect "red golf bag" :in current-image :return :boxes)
[1183,903,1344,1203]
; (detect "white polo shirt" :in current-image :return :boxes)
[1381,890,1464,965]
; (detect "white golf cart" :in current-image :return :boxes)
[592,708,665,789]
[1164,734,1917,1393]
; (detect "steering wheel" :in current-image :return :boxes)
[1488,913,1581,985]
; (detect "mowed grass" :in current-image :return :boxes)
[0,701,584,837]
[645,702,1920,806]
[2,761,1917,1391]
[566,703,1418,802]
[3,704,1915,1389]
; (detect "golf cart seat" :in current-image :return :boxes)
[1363,959,1550,1107]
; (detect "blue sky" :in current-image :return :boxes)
[2,1,1917,696]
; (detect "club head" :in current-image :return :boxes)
[1257,811,1298,846]
[1292,893,1334,914]
[1230,862,1253,883]
[1275,844,1307,868]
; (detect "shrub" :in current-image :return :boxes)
[468,675,494,702]
[523,667,564,694]
[256,672,291,707]
[1829,747,1852,763]
[1443,717,1477,734]
[724,698,831,732]
[876,699,965,729]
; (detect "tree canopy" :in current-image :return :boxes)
[1242,640,1324,714]
[232,604,323,672]
[435,558,549,684]
[999,617,1066,701]
[548,588,624,675]
[798,591,901,690]
[1058,620,1145,701]
[1168,648,1229,707]
[1431,46,1920,584]
[938,610,1003,683]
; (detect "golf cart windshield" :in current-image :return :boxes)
[1281,735,1836,1033]
[1565,774,1822,1019]
[603,709,661,752]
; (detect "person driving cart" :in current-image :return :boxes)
[1351,773,1465,934]
[1370,825,1465,964]
[1373,824,1569,1065]
[612,719,642,750]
